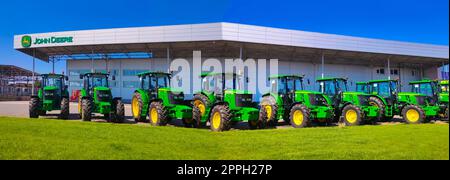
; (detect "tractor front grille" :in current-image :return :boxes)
[169,92,185,105]
[44,90,58,101]
[96,90,111,102]
[358,95,370,106]
[235,94,254,107]
[309,94,328,106]
[415,96,427,106]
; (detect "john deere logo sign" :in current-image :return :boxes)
[21,36,32,48]
[21,35,73,48]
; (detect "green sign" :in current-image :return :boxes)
[21,36,32,48]
[21,35,74,48]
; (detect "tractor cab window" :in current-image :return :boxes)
[318,80,336,96]
[372,81,392,98]
[356,84,368,93]
[411,83,434,97]
[43,76,63,88]
[89,75,109,88]
[286,77,303,93]
[335,79,348,92]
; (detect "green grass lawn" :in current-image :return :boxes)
[0,116,448,160]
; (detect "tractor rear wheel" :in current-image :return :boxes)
[192,105,205,128]
[132,92,146,122]
[209,105,231,132]
[193,94,210,120]
[369,96,384,123]
[81,98,93,121]
[342,105,363,126]
[444,107,449,120]
[149,101,168,126]
[289,104,310,128]
[59,97,70,119]
[260,96,278,127]
[402,105,425,124]
[113,98,125,123]
[29,97,40,118]
[257,106,269,129]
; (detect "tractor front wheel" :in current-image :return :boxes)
[59,97,70,119]
[192,105,205,128]
[29,97,40,118]
[209,105,231,132]
[132,92,146,122]
[342,105,363,126]
[113,99,125,123]
[402,105,425,124]
[81,98,93,121]
[289,104,310,128]
[260,96,278,127]
[257,106,269,129]
[149,101,168,126]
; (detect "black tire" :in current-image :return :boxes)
[148,101,168,126]
[368,96,385,122]
[29,97,40,118]
[113,98,125,123]
[59,97,69,120]
[81,98,93,121]
[289,104,310,128]
[444,107,449,120]
[209,105,231,132]
[260,95,278,127]
[258,105,269,129]
[402,105,425,124]
[193,94,210,118]
[342,104,363,126]
[131,92,146,122]
[192,105,205,128]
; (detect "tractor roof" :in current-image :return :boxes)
[41,73,65,77]
[137,71,171,77]
[269,74,304,79]
[82,72,109,76]
[368,79,398,83]
[439,80,449,85]
[200,72,239,78]
[316,77,347,82]
[356,82,368,85]
[409,79,437,84]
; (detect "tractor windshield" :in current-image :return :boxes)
[43,76,63,88]
[336,79,348,92]
[371,81,397,98]
[411,82,435,97]
[88,75,109,88]
[270,77,303,94]
[356,84,368,93]
[318,79,348,97]
[202,74,239,94]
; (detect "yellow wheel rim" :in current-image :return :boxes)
[406,109,420,122]
[150,108,158,124]
[212,112,221,130]
[265,105,272,119]
[78,98,82,113]
[292,110,304,126]
[131,97,139,118]
[346,110,358,124]
[194,100,206,116]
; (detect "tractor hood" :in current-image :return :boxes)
[296,90,324,95]
[94,86,111,91]
[158,87,184,94]
[343,91,368,96]
[398,92,424,97]
[225,89,253,95]
[43,86,58,91]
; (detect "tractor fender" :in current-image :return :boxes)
[370,95,387,106]
[341,102,353,112]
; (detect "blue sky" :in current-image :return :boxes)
[0,0,448,73]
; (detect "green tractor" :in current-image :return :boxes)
[356,82,369,94]
[260,75,334,128]
[409,79,449,119]
[316,77,379,126]
[29,74,70,119]
[131,72,193,126]
[357,79,440,124]
[192,73,265,131]
[78,72,125,123]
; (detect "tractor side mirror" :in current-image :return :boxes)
[79,74,83,79]
[112,76,116,81]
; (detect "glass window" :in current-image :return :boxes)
[123,81,139,88]
[412,83,433,97]
[336,79,348,92]
[89,76,109,88]
[123,69,147,76]
[318,81,336,96]
[43,77,62,87]
[372,82,391,98]
[69,81,82,87]
[69,69,90,76]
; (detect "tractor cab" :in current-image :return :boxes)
[137,72,174,101]
[367,79,399,106]
[409,79,449,119]
[39,74,69,104]
[268,75,303,105]
[80,73,113,98]
[317,78,349,107]
[356,82,369,94]
[200,72,247,101]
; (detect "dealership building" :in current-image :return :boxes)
[14,22,449,101]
